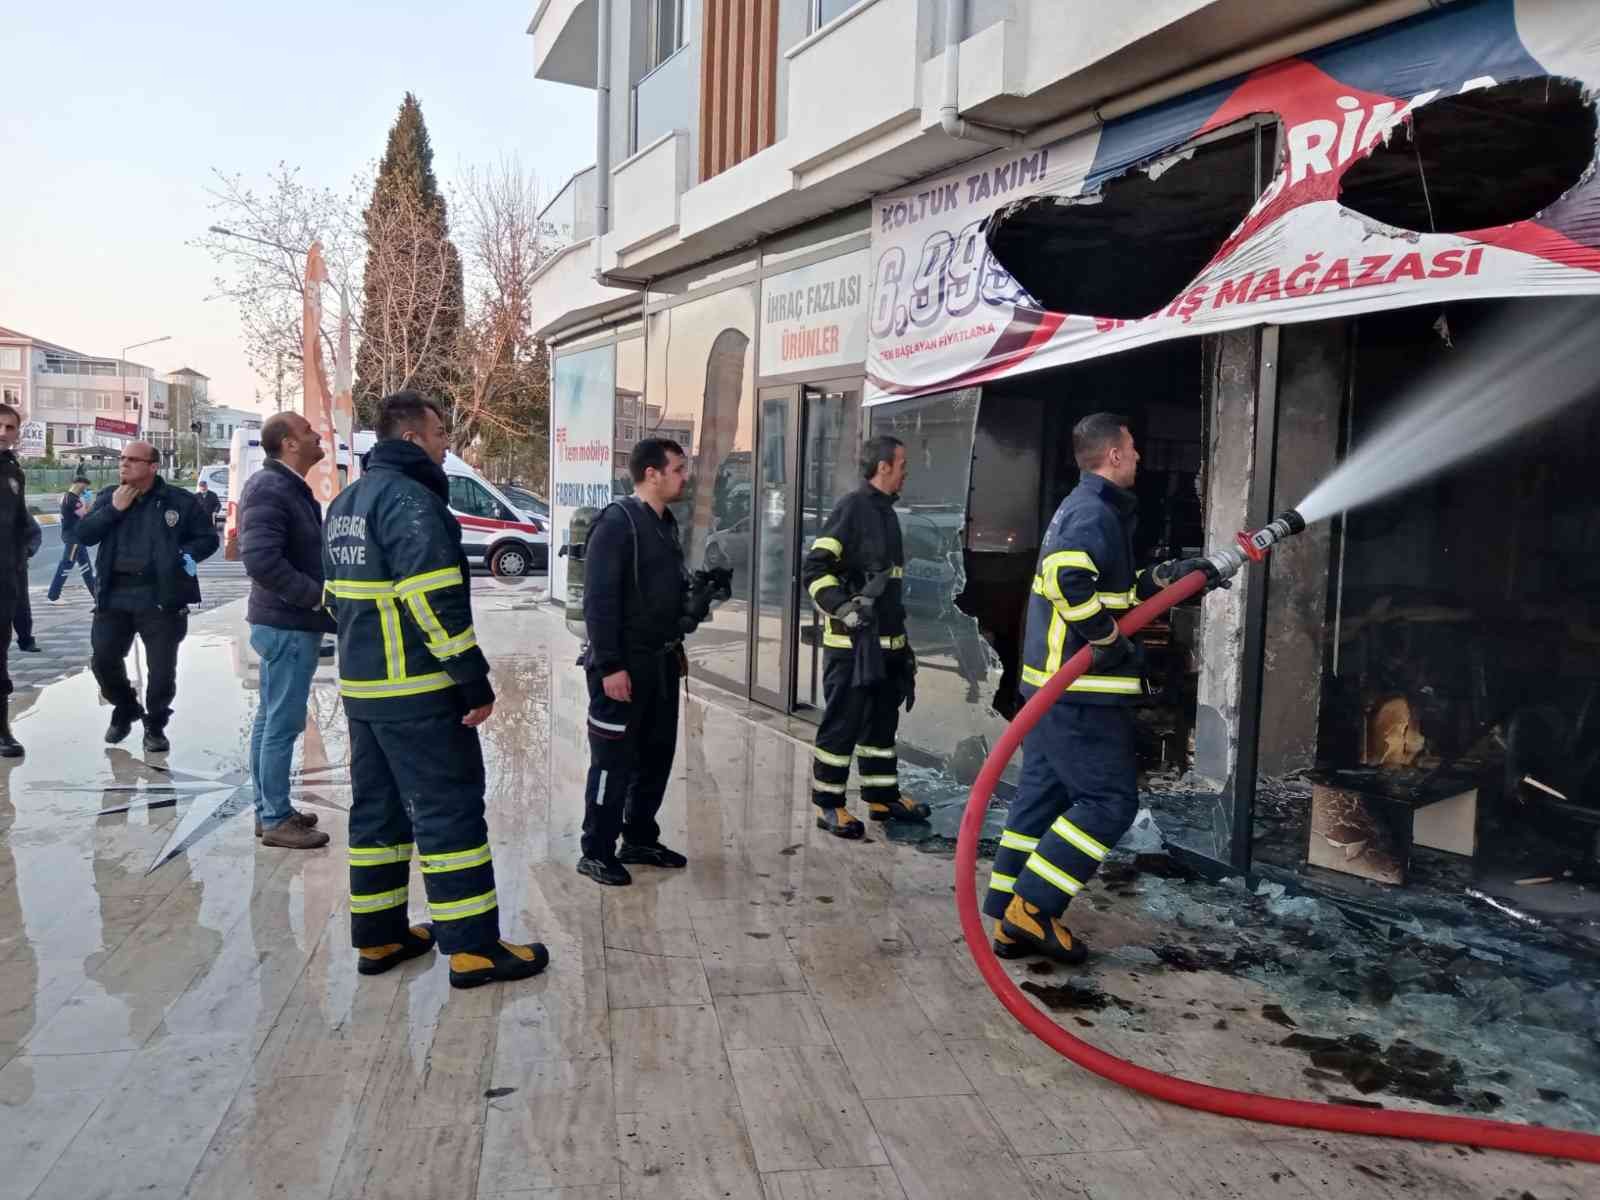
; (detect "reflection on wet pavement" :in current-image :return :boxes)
[0,593,1595,1199]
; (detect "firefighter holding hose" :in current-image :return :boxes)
[802,434,930,837]
[984,412,1222,963]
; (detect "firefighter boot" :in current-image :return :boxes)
[1001,896,1088,965]
[358,924,437,976]
[0,703,22,758]
[449,939,551,989]
[993,920,1028,960]
[867,794,931,823]
[815,805,864,839]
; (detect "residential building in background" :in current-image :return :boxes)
[204,405,262,456]
[0,324,173,457]
[529,0,1600,938]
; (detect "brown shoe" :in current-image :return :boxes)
[255,810,320,838]
[261,820,331,849]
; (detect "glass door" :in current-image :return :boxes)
[750,385,799,709]
[795,381,863,713]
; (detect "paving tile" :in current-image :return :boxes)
[717,991,832,1051]
[866,1094,1038,1200]
[729,1045,887,1172]
[605,947,712,1009]
[611,1004,737,1115]
[477,1056,619,1194]
[329,1122,485,1200]
[616,1105,763,1200]
[761,1167,909,1200]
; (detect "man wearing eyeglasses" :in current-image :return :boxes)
[76,440,219,753]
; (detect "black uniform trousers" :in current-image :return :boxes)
[583,650,680,861]
[90,598,188,729]
[811,648,905,809]
[982,702,1138,922]
[12,563,30,643]
[347,712,499,954]
[0,568,14,698]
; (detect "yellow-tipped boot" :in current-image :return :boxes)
[867,794,931,823]
[449,939,550,989]
[1000,896,1088,965]
[815,805,865,839]
[358,924,437,976]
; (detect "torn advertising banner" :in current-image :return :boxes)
[865,0,1600,403]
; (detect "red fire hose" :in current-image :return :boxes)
[955,568,1600,1163]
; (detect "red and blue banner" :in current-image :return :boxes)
[865,0,1600,402]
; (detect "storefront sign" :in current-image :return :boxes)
[17,420,45,456]
[866,0,1600,402]
[760,249,868,375]
[94,416,138,437]
[550,344,617,602]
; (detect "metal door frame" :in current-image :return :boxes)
[750,383,802,712]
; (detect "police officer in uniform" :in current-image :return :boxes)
[324,391,547,988]
[801,434,929,838]
[983,413,1221,963]
[0,403,42,757]
[77,439,218,753]
[578,437,725,886]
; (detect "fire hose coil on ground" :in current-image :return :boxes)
[954,566,1600,1164]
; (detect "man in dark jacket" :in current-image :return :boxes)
[0,403,43,756]
[324,391,546,989]
[983,413,1222,965]
[800,435,930,839]
[46,474,97,601]
[197,480,221,523]
[577,437,706,887]
[77,440,219,753]
[240,412,332,850]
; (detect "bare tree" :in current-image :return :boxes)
[194,165,359,396]
[445,160,559,486]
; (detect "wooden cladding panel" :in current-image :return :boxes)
[698,0,779,181]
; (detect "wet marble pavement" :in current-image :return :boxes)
[1,590,1597,1199]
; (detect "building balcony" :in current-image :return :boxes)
[540,166,598,247]
[529,0,597,88]
[611,131,689,255]
[632,44,692,156]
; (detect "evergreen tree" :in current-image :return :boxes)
[354,93,464,422]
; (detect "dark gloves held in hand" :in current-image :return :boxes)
[1152,556,1229,592]
[1089,632,1137,675]
[681,566,735,632]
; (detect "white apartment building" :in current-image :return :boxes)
[528,0,1600,898]
[0,325,175,457]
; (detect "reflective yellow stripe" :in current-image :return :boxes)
[812,780,847,794]
[1020,664,1142,693]
[395,567,462,597]
[326,579,397,599]
[858,774,898,787]
[376,596,404,680]
[822,630,852,649]
[1024,854,1083,896]
[856,745,895,759]
[888,566,905,578]
[420,844,492,874]
[1096,590,1136,610]
[988,872,1017,894]
[813,746,852,768]
[1060,595,1103,621]
[404,590,449,643]
[880,635,907,650]
[339,672,455,699]
[429,889,498,922]
[424,626,478,659]
[349,843,413,867]
[998,830,1038,853]
[350,887,408,914]
[810,536,843,558]
[808,574,840,600]
[1040,549,1098,578]
[1044,611,1069,675]
[1051,817,1110,861]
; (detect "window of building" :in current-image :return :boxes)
[0,347,21,371]
[811,0,855,30]
[96,393,112,411]
[4,387,21,407]
[647,0,686,71]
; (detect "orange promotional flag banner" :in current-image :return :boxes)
[334,285,357,484]
[302,242,340,506]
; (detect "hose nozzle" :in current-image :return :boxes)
[1237,509,1306,563]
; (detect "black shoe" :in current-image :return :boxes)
[143,727,170,754]
[993,920,1030,960]
[105,717,135,745]
[867,794,931,823]
[357,925,437,976]
[449,939,550,989]
[618,842,687,868]
[0,711,21,759]
[576,856,632,886]
[815,805,865,840]
[15,638,40,653]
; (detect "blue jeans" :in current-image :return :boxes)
[46,539,97,601]
[249,624,321,829]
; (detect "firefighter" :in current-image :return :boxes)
[577,437,726,886]
[984,412,1222,963]
[323,391,547,989]
[801,434,929,838]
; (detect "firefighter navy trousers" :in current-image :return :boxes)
[811,648,905,809]
[348,712,499,954]
[583,648,680,861]
[982,702,1138,921]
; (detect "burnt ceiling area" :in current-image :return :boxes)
[984,125,1263,320]
[1339,76,1596,233]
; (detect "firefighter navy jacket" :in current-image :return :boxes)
[322,439,493,721]
[582,495,688,675]
[1021,472,1162,705]
[800,483,908,653]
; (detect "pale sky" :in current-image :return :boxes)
[0,1,595,412]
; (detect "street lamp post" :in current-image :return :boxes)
[121,334,171,450]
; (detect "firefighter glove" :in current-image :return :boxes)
[834,594,873,630]
[1152,556,1229,592]
[1089,632,1136,674]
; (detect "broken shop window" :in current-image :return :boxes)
[1338,76,1595,234]
[984,121,1270,320]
